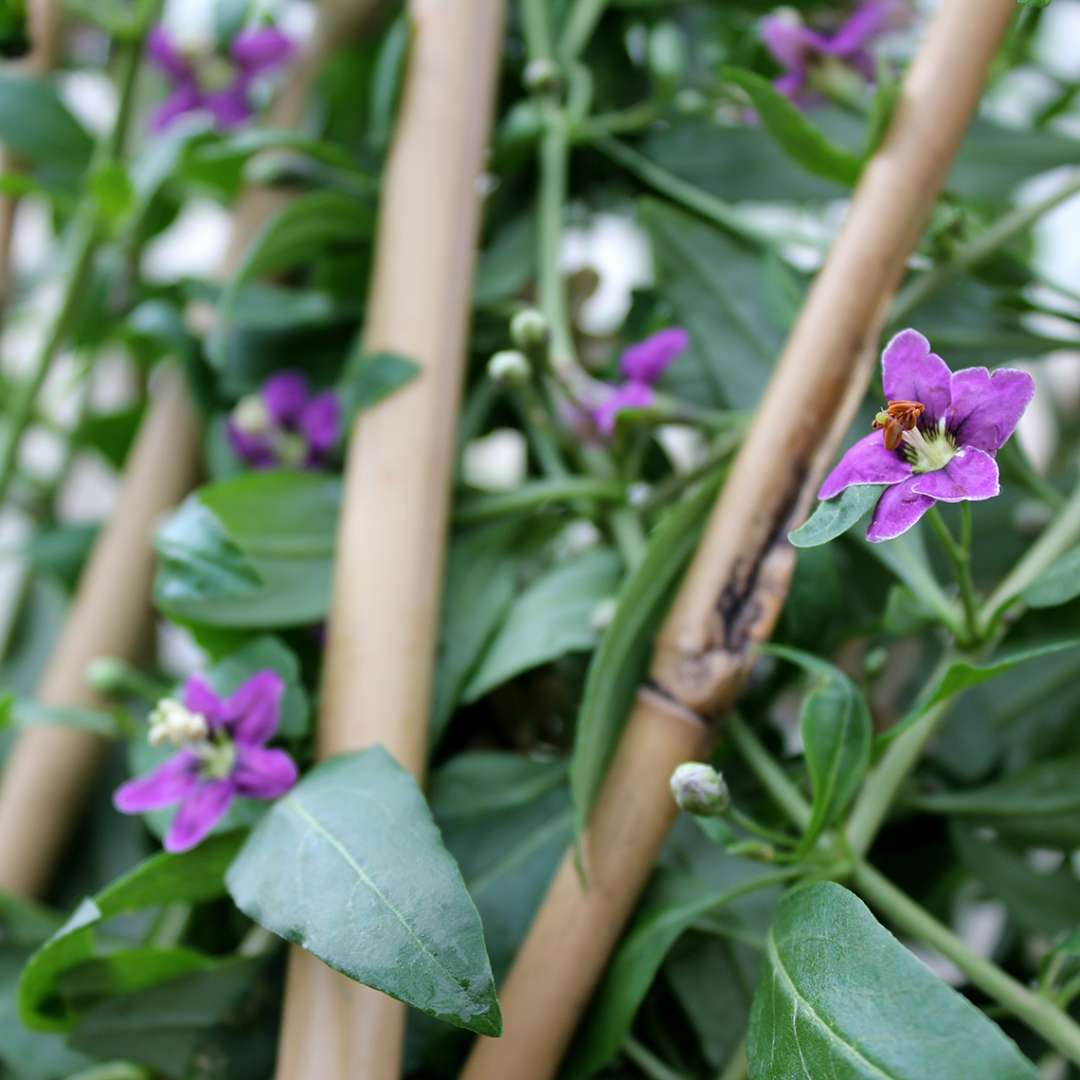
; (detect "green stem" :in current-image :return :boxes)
[926,506,979,646]
[716,1040,748,1080]
[623,1036,688,1080]
[558,0,610,61]
[980,473,1080,633]
[521,0,554,62]
[727,806,797,848]
[892,169,1080,320]
[454,477,625,524]
[538,119,575,376]
[854,861,1080,1068]
[726,713,810,831]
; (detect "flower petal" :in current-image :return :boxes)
[165,780,235,853]
[910,447,999,503]
[820,0,900,55]
[230,26,294,74]
[146,25,191,80]
[619,328,690,385]
[947,366,1035,453]
[227,422,276,468]
[233,745,298,800]
[817,431,912,500]
[881,329,951,426]
[262,371,309,426]
[113,751,199,813]
[760,14,811,71]
[151,82,203,133]
[182,675,225,728]
[591,381,655,437]
[299,391,342,456]
[203,83,253,130]
[865,475,934,542]
[224,669,284,745]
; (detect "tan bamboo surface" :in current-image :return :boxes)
[462,1,1017,1077]
[0,6,382,897]
[274,2,505,1077]
[0,0,62,317]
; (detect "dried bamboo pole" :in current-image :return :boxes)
[0,7,381,897]
[273,2,504,1077]
[462,2,1017,1076]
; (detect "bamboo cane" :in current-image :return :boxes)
[273,2,504,1077]
[462,2,1017,1076]
[0,6,381,897]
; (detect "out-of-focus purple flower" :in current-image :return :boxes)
[147,23,294,132]
[818,329,1035,543]
[759,1,907,106]
[227,370,341,470]
[114,671,297,853]
[590,327,690,437]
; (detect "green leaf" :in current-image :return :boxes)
[0,71,93,193]
[1020,546,1080,609]
[864,60,900,158]
[749,882,1038,1080]
[155,471,339,628]
[225,747,501,1035]
[910,751,1080,849]
[723,68,862,186]
[566,859,787,1080]
[570,477,720,833]
[462,548,620,702]
[89,160,134,228]
[19,833,243,1031]
[789,485,883,548]
[766,646,871,850]
[8,700,123,738]
[193,127,364,174]
[339,350,420,422]
[640,199,782,410]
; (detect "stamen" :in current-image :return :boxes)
[148,698,209,748]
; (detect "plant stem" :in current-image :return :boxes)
[726,713,810,831]
[927,506,979,645]
[892,168,1080,320]
[623,1036,688,1080]
[853,861,1080,1068]
[454,477,625,524]
[558,0,610,61]
[980,473,1080,633]
[716,1040,748,1080]
[521,0,554,62]
[538,119,576,376]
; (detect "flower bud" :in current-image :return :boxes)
[510,308,549,351]
[487,349,532,387]
[648,23,686,95]
[590,596,617,633]
[523,57,561,94]
[231,394,272,436]
[670,762,730,817]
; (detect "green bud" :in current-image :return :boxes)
[523,57,561,95]
[648,23,686,96]
[510,308,549,351]
[487,349,531,387]
[674,88,707,116]
[670,762,730,817]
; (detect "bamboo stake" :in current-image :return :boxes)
[274,2,504,1077]
[462,2,1017,1076]
[0,8,381,897]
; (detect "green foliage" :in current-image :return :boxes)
[789,485,883,548]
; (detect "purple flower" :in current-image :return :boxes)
[147,23,294,132]
[114,671,297,853]
[760,1,907,105]
[227,370,341,470]
[590,327,690,437]
[818,329,1035,543]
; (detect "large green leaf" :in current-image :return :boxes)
[722,68,861,186]
[748,882,1038,1080]
[462,548,620,702]
[766,646,871,850]
[1021,546,1080,610]
[225,748,501,1035]
[155,470,339,628]
[789,485,883,548]
[640,199,783,409]
[570,477,720,833]
[19,834,243,1031]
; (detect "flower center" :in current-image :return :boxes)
[231,394,271,436]
[901,418,958,474]
[148,698,208,748]
[193,53,237,93]
[272,430,308,467]
[193,734,237,781]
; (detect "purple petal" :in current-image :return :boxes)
[881,329,952,426]
[910,447,999,503]
[165,780,235,853]
[865,475,934,542]
[263,371,310,426]
[227,422,277,468]
[182,675,225,728]
[204,82,254,130]
[774,71,812,102]
[946,367,1035,453]
[146,25,191,80]
[151,82,203,133]
[299,391,341,456]
[619,328,690,385]
[230,26,294,74]
[591,381,655,437]
[224,669,284,745]
[760,15,811,72]
[114,751,199,814]
[820,0,897,55]
[232,744,298,799]
[818,431,912,500]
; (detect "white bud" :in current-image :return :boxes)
[487,349,531,387]
[510,308,549,351]
[231,394,272,436]
[590,596,618,633]
[628,482,652,509]
[523,57,560,94]
[670,762,730,817]
[148,698,208,749]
